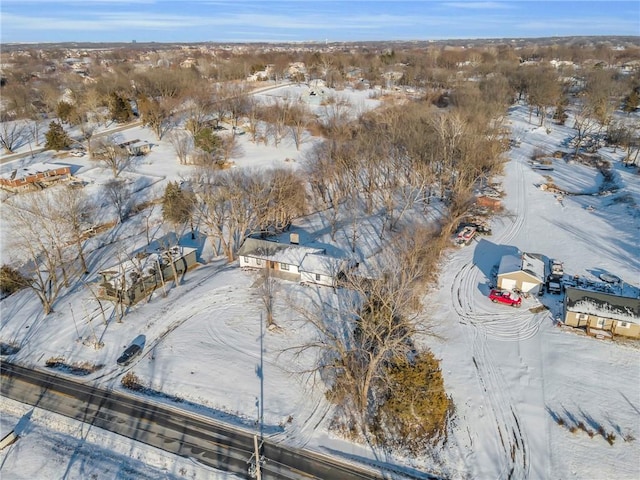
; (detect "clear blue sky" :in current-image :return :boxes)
[1,1,638,44]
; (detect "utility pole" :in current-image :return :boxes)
[69,303,81,340]
[248,314,265,478]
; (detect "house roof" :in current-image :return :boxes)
[498,252,545,283]
[299,253,343,276]
[237,238,325,267]
[99,241,196,290]
[498,254,522,276]
[565,287,640,324]
[1,162,69,181]
[521,252,546,282]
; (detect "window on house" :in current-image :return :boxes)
[617,321,630,329]
[243,256,249,263]
[577,314,588,322]
[280,263,289,271]
[256,258,262,266]
[596,317,606,328]
[315,273,321,281]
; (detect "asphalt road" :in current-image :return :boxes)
[1,362,431,480]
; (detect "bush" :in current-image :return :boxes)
[121,371,143,391]
[0,264,27,296]
[374,351,453,452]
[606,432,616,445]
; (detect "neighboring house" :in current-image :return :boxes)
[497,252,545,293]
[0,163,71,190]
[119,139,152,156]
[564,287,640,339]
[97,240,197,305]
[238,237,343,287]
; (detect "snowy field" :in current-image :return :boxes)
[1,88,639,480]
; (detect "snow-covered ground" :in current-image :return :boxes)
[1,90,639,480]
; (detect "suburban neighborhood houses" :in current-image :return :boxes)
[0,33,639,480]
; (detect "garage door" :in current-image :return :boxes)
[521,281,538,293]
[499,278,517,290]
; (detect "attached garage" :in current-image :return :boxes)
[497,253,545,293]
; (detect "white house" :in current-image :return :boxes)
[238,237,343,287]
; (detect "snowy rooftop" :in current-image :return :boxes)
[299,252,343,275]
[99,244,196,289]
[498,252,545,282]
[521,252,546,281]
[238,238,325,267]
[0,162,68,180]
[565,286,640,323]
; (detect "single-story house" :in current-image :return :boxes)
[119,139,152,156]
[238,237,343,287]
[564,287,640,339]
[0,162,71,190]
[97,240,197,305]
[497,252,545,293]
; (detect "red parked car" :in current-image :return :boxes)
[489,289,522,308]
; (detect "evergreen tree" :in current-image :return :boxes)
[162,181,195,230]
[44,121,71,150]
[109,92,134,123]
[375,351,452,452]
[194,127,222,154]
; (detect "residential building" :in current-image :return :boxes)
[564,287,640,339]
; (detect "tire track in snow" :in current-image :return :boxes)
[498,154,528,246]
[472,330,529,480]
[449,153,533,478]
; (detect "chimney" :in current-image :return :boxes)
[289,233,299,245]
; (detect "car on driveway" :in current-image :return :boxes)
[489,289,522,308]
[117,343,142,366]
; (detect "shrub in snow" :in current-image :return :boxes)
[122,372,143,391]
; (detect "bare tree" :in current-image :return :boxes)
[0,121,27,153]
[322,95,353,137]
[572,102,601,157]
[4,193,78,314]
[286,101,312,150]
[104,179,132,223]
[137,94,176,140]
[54,187,96,275]
[92,136,131,177]
[526,66,561,126]
[195,169,255,261]
[220,133,243,164]
[287,237,435,435]
[169,130,193,164]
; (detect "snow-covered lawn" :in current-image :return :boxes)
[1,95,639,479]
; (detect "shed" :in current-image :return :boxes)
[497,252,545,293]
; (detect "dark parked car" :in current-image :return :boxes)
[117,344,142,366]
